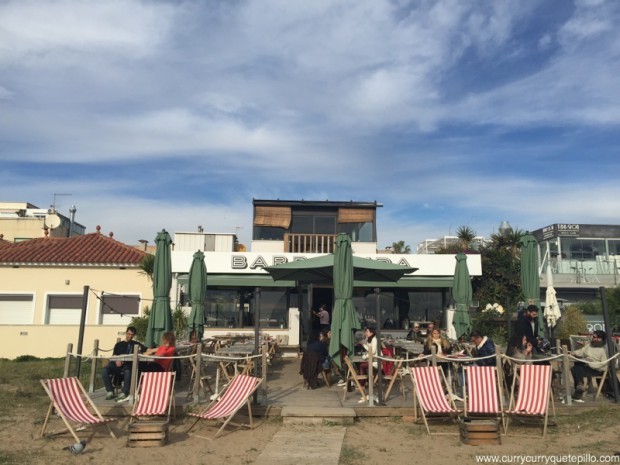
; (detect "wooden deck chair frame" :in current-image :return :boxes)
[40,377,117,442]
[462,365,505,432]
[373,354,405,401]
[187,354,214,399]
[187,374,263,439]
[505,364,556,438]
[130,371,176,424]
[409,365,460,435]
[342,355,369,402]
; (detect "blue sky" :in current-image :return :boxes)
[1,0,619,249]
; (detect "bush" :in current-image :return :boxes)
[555,306,588,340]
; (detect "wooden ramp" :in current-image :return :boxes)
[252,426,346,465]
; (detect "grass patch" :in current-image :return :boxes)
[340,446,366,464]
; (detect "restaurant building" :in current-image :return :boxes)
[172,199,481,345]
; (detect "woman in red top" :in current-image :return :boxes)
[140,332,176,372]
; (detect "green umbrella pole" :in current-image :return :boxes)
[374,288,383,404]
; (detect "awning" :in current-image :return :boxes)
[177,274,295,288]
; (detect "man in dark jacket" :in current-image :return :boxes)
[101,326,146,400]
[470,329,496,366]
[515,304,540,349]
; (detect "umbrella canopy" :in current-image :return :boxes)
[264,254,417,283]
[187,250,207,341]
[146,230,174,348]
[519,232,544,338]
[328,234,361,368]
[451,253,473,339]
[544,266,561,328]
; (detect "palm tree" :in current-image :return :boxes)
[456,225,476,251]
[391,240,411,254]
[138,253,155,281]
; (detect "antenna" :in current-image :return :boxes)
[51,193,72,212]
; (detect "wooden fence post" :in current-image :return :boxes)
[89,339,99,392]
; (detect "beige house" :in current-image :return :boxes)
[0,201,85,242]
[0,228,151,359]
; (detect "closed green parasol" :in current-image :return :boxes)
[452,253,473,339]
[187,250,207,341]
[519,232,544,338]
[328,234,361,368]
[146,230,174,347]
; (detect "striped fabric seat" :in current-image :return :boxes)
[41,377,117,442]
[132,372,176,421]
[410,366,459,435]
[466,366,501,414]
[506,364,555,437]
[411,366,456,413]
[188,374,263,438]
[509,365,551,416]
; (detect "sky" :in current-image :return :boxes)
[1,0,619,250]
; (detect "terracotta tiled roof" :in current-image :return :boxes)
[0,232,146,265]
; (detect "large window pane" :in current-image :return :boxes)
[339,222,374,242]
[253,226,285,241]
[314,216,336,234]
[47,295,83,324]
[100,295,140,325]
[0,294,34,324]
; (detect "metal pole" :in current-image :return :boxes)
[374,288,383,404]
[75,285,89,378]
[253,287,261,404]
[599,287,619,402]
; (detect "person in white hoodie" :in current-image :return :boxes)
[570,330,608,402]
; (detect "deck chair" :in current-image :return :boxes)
[40,377,117,441]
[130,371,176,424]
[187,374,263,438]
[410,366,460,435]
[463,365,505,431]
[505,364,555,437]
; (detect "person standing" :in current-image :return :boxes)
[515,305,540,350]
[314,304,331,332]
[101,326,146,401]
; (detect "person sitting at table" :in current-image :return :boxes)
[300,331,328,389]
[406,323,424,342]
[422,328,453,375]
[570,330,608,402]
[101,326,146,401]
[359,326,379,381]
[138,331,177,375]
[469,329,496,366]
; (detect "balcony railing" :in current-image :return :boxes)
[285,233,337,253]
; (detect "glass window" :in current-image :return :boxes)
[291,215,313,234]
[99,294,140,325]
[561,238,605,260]
[315,216,336,234]
[257,290,288,328]
[339,222,374,242]
[291,213,337,235]
[46,295,83,324]
[205,289,238,328]
[253,226,285,241]
[0,294,34,324]
[607,239,620,256]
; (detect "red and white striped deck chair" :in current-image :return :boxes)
[130,371,176,423]
[187,374,263,438]
[505,364,556,437]
[40,377,117,442]
[463,366,505,431]
[409,366,460,435]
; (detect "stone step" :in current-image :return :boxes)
[281,406,356,425]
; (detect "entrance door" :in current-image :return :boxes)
[311,286,333,331]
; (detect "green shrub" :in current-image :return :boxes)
[555,306,588,340]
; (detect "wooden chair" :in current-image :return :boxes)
[462,365,505,432]
[586,365,610,401]
[187,374,263,438]
[375,347,405,401]
[40,377,117,442]
[409,366,460,435]
[342,355,369,402]
[505,364,555,437]
[187,353,214,399]
[130,371,176,424]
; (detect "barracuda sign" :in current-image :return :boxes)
[230,254,412,270]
